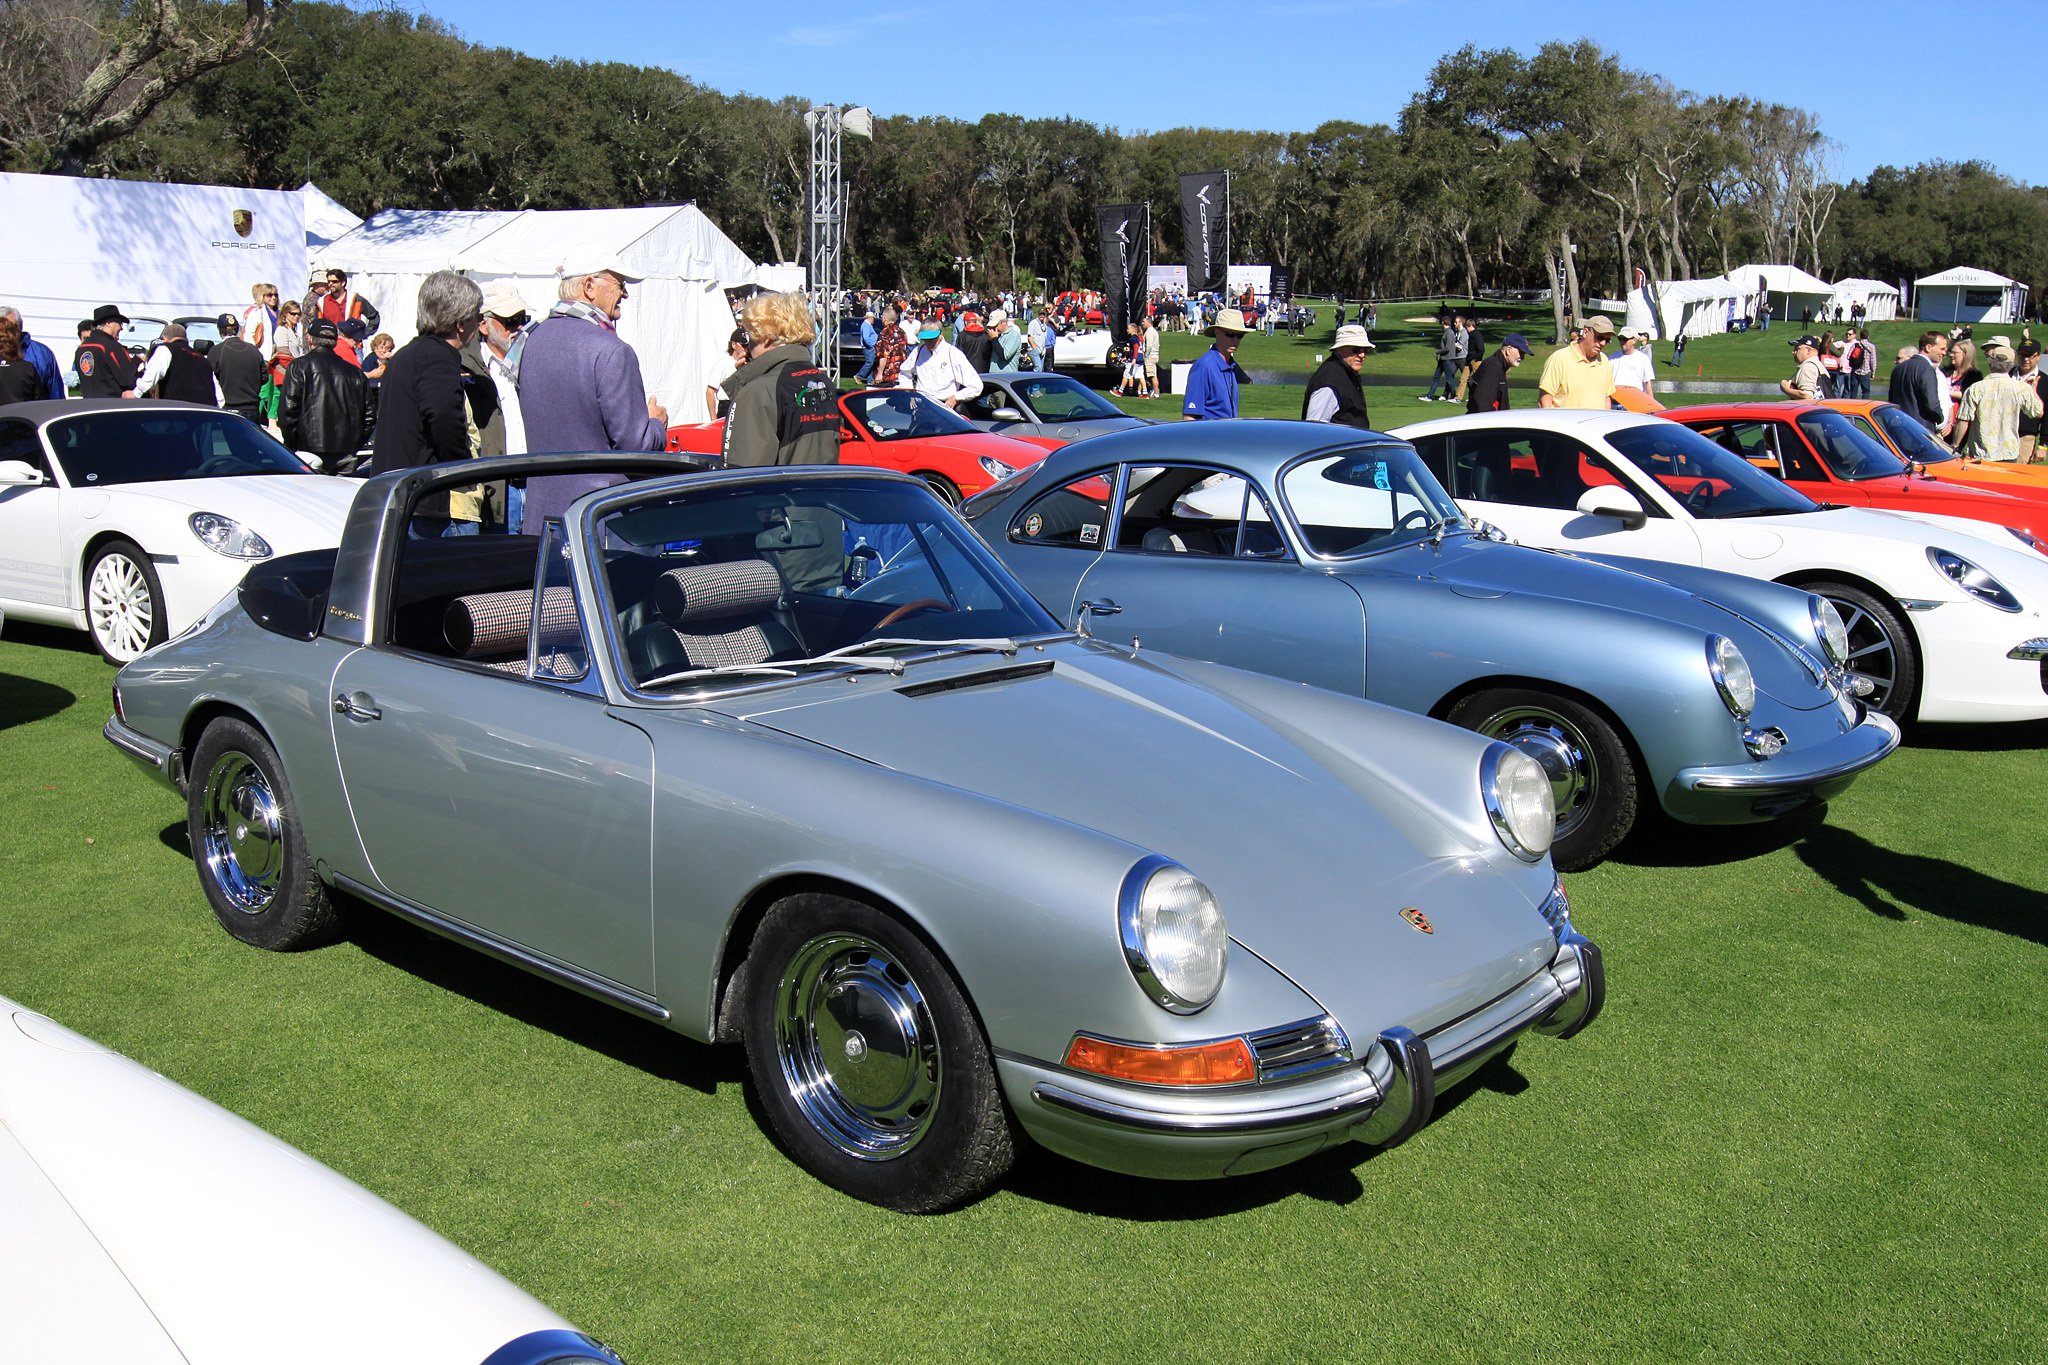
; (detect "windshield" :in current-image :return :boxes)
[1280,443,1466,558]
[844,389,979,441]
[595,476,1061,691]
[1796,410,1910,481]
[1868,403,1957,465]
[45,410,309,486]
[1604,422,1819,518]
[1011,375,1126,421]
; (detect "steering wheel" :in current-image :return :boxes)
[1683,479,1715,514]
[194,455,243,477]
[873,598,953,630]
[1392,508,1433,533]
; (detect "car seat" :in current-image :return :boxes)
[625,559,802,681]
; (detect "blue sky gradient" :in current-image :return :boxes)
[394,0,2040,185]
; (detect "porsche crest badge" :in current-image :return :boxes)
[233,208,253,238]
[1400,907,1434,935]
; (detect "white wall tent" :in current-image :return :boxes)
[1914,267,2029,324]
[1624,276,1751,342]
[0,172,360,355]
[315,204,759,424]
[1725,264,1836,325]
[1828,278,1900,323]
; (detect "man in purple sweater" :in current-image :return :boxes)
[519,258,670,524]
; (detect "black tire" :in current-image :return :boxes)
[1806,581,1916,722]
[916,472,962,507]
[1448,688,1639,872]
[186,718,340,950]
[85,538,167,664]
[740,892,1013,1212]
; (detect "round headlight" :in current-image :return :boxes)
[1483,742,1555,862]
[189,511,273,560]
[1810,595,1849,665]
[1927,546,2022,613]
[1119,858,1227,1013]
[1708,634,1756,718]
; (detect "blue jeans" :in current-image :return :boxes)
[409,515,480,539]
[854,344,876,384]
[1425,358,1461,398]
[505,483,525,535]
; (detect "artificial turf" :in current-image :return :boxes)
[4,619,2046,1363]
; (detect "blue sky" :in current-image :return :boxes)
[401,0,2039,185]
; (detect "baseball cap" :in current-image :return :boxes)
[305,318,339,341]
[1790,334,1822,349]
[1502,333,1534,355]
[1581,315,1615,336]
[216,312,239,332]
[918,323,942,340]
[481,280,530,320]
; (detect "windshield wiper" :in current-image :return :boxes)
[641,636,1023,691]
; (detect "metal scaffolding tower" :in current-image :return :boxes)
[805,104,871,384]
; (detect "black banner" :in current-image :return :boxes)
[1096,203,1149,343]
[1271,266,1294,302]
[1178,171,1228,294]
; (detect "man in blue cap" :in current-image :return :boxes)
[1465,333,1532,413]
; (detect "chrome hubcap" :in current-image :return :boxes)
[199,752,283,913]
[1824,595,1899,713]
[1480,708,1598,839]
[87,553,154,661]
[774,932,940,1161]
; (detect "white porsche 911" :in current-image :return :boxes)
[0,399,358,662]
[1390,408,2048,725]
[0,992,624,1364]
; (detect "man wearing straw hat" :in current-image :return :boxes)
[1302,325,1376,428]
[1182,307,1252,420]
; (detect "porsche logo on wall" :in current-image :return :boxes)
[1399,907,1434,935]
[232,209,253,238]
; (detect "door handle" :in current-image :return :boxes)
[333,692,382,722]
[1073,599,1121,635]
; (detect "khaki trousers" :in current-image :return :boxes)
[2020,435,2039,464]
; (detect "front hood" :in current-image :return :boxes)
[908,430,1056,466]
[725,645,1559,1036]
[109,474,358,554]
[1356,537,1833,709]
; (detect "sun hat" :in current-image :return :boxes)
[918,322,942,340]
[1331,324,1376,352]
[1983,334,2014,351]
[988,308,1007,327]
[481,280,530,320]
[1206,307,1251,336]
[1581,315,1615,336]
[1502,332,1534,355]
[561,256,645,284]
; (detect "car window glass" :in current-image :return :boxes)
[957,385,1002,422]
[1872,403,1955,464]
[1603,422,1819,518]
[526,518,591,682]
[1281,445,1464,557]
[1118,466,1249,557]
[1442,430,1655,514]
[1013,377,1123,420]
[0,418,46,476]
[1010,471,1113,549]
[1406,432,1452,486]
[44,411,306,486]
[1796,410,1909,481]
[842,388,978,441]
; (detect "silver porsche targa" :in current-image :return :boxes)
[105,454,1602,1211]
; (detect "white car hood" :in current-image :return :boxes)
[95,474,360,555]
[0,1001,572,1365]
[1732,504,2048,595]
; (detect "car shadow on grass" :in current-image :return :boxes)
[1901,717,2048,753]
[0,673,75,729]
[1605,805,1830,870]
[1793,824,2048,947]
[1002,1050,1531,1219]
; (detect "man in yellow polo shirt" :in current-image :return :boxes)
[1538,314,1616,409]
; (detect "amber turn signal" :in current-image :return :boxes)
[1063,1034,1255,1086]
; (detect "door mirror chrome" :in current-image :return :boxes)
[0,460,44,486]
[1072,599,1121,636]
[1576,484,1647,530]
[991,407,1024,422]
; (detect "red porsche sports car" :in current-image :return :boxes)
[668,388,1063,505]
[1666,402,2048,552]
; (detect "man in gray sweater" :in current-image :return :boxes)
[519,258,669,525]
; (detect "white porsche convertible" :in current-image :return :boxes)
[1390,408,2048,725]
[0,399,358,662]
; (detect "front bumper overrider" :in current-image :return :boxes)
[1003,932,1603,1180]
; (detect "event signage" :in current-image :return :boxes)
[1271,266,1294,303]
[1095,203,1149,344]
[1178,171,1228,294]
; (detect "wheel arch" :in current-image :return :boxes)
[1772,568,1924,711]
[1430,672,1653,791]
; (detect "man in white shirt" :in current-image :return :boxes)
[901,321,979,408]
[1611,331,1656,392]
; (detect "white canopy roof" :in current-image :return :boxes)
[1915,266,2017,288]
[313,210,523,275]
[1722,263,1834,295]
[1832,277,1901,297]
[298,183,362,252]
[450,204,758,285]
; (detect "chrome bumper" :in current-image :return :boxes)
[103,716,182,791]
[1670,710,1899,821]
[1009,931,1603,1180]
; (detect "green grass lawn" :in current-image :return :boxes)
[5,619,2047,1363]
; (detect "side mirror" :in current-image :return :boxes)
[991,406,1024,422]
[0,460,44,486]
[1576,484,1647,530]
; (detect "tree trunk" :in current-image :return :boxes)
[1560,228,1585,332]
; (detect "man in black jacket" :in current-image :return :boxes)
[1302,325,1376,428]
[281,319,375,474]
[366,271,482,537]
[208,313,266,421]
[73,304,137,398]
[1887,331,1950,434]
[1466,333,1533,414]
